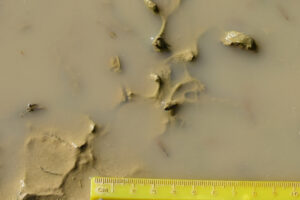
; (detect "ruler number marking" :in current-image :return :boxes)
[151,184,156,194]
[192,185,196,195]
[98,186,109,193]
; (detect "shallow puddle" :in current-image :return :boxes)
[1,0,300,199]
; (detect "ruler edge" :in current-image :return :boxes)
[91,177,300,187]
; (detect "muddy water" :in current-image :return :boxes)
[1,0,300,199]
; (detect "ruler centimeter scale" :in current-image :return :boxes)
[91,177,300,200]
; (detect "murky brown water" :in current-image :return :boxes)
[1,0,300,199]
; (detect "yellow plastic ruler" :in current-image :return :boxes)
[91,177,300,200]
